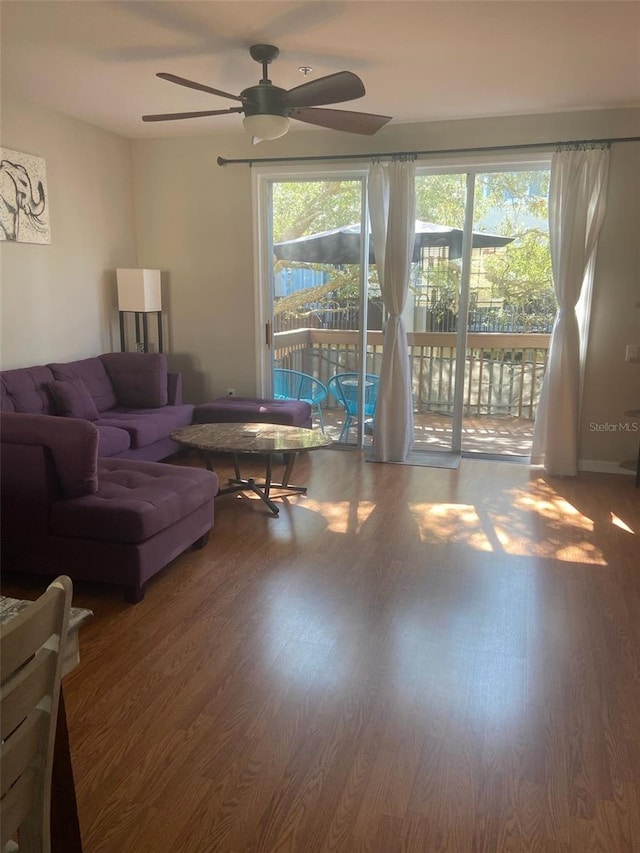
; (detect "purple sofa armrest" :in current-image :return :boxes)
[167,372,183,406]
[0,412,99,498]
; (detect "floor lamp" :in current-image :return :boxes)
[116,268,163,353]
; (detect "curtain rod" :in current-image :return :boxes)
[216,135,640,167]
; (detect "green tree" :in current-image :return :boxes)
[415,173,467,227]
[273,180,361,242]
[476,172,553,330]
[483,228,554,331]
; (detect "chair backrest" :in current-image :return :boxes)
[327,373,380,416]
[273,369,328,406]
[1,576,73,852]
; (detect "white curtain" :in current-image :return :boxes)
[368,159,416,461]
[532,145,610,475]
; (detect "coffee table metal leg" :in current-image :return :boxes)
[216,453,280,516]
[264,454,273,497]
[246,478,280,516]
[281,452,296,487]
[214,451,308,517]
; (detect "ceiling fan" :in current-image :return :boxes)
[142,44,392,142]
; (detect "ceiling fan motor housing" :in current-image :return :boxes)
[241,84,289,118]
[249,44,280,64]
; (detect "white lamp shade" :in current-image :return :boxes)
[243,114,290,141]
[117,269,162,312]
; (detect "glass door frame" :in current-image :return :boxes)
[252,164,372,448]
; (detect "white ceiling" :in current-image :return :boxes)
[2,0,639,139]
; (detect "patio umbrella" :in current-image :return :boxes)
[273,220,513,264]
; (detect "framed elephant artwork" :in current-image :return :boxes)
[0,147,51,244]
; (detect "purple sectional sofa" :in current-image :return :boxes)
[0,352,194,461]
[0,352,221,601]
[0,411,218,602]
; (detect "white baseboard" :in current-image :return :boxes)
[578,459,636,475]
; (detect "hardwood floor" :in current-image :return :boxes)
[3,451,640,852]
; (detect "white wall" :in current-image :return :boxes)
[581,141,640,467]
[131,134,255,402]
[0,98,137,368]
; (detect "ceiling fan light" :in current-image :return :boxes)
[243,113,290,140]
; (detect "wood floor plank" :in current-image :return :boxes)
[2,450,639,851]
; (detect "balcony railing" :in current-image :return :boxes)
[274,329,550,420]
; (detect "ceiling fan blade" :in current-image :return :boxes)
[289,107,392,135]
[142,107,244,122]
[284,71,365,108]
[156,72,245,102]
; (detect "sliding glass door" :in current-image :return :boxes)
[254,159,552,458]
[461,169,552,456]
[410,162,552,458]
[255,168,378,446]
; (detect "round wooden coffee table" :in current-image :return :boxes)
[170,422,332,516]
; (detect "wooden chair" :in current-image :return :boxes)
[1,576,73,853]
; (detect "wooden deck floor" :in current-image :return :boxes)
[320,407,535,457]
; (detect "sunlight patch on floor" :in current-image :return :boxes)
[611,512,635,534]
[408,491,606,564]
[301,480,609,565]
[300,498,377,533]
[514,487,594,532]
[410,503,494,552]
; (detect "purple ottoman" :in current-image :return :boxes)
[194,396,312,428]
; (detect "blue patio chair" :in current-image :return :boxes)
[327,372,380,442]
[273,368,328,432]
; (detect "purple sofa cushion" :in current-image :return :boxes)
[0,366,56,415]
[50,458,218,543]
[48,358,117,413]
[100,353,168,409]
[0,412,98,498]
[96,404,194,448]
[194,396,312,428]
[49,378,100,421]
[96,424,132,457]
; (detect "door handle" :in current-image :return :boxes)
[265,321,272,349]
